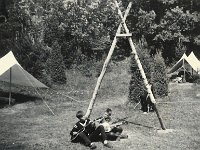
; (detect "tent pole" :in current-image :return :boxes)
[192,68,193,76]
[183,59,186,82]
[9,68,12,105]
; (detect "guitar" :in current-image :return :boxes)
[71,119,96,141]
[71,128,85,141]
[101,121,128,132]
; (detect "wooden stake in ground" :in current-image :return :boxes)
[114,0,166,130]
[85,3,132,118]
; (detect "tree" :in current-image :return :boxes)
[46,41,66,84]
[122,0,200,64]
[129,39,154,103]
[153,6,198,62]
[152,52,168,97]
[47,0,119,68]
[133,9,156,45]
[174,41,187,59]
[0,0,51,81]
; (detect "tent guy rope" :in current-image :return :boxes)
[18,66,55,116]
[46,88,89,104]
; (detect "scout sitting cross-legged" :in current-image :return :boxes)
[70,110,112,149]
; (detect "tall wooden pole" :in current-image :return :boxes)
[114,0,166,130]
[85,3,132,118]
[9,68,12,105]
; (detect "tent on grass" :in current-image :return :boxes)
[0,51,48,105]
[168,52,200,82]
[187,52,200,74]
[168,53,189,74]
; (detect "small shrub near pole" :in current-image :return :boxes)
[129,46,168,103]
[152,52,168,97]
[129,46,154,103]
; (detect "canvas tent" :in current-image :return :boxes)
[187,52,200,73]
[168,52,200,75]
[0,51,48,105]
[168,53,189,74]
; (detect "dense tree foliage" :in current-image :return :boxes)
[123,0,200,63]
[0,0,200,87]
[0,0,119,82]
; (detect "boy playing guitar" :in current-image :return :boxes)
[96,108,128,141]
[70,110,112,149]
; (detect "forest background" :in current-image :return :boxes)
[0,0,200,101]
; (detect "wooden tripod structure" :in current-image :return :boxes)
[85,1,166,130]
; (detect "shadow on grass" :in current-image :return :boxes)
[0,143,26,150]
[119,118,155,129]
[126,121,155,129]
[0,90,41,108]
[115,116,155,129]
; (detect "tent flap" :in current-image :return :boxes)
[168,53,187,74]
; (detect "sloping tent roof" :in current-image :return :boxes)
[0,51,48,88]
[168,53,189,74]
[187,52,200,73]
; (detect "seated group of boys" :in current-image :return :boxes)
[70,108,128,149]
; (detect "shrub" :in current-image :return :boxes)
[152,52,168,97]
[194,79,200,84]
[46,41,66,84]
[192,74,200,84]
[71,53,113,78]
[38,69,52,87]
[129,44,154,103]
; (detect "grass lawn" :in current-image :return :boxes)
[0,60,200,150]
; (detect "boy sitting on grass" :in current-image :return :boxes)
[70,110,112,149]
[97,108,128,141]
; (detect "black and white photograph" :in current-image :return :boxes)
[0,0,200,149]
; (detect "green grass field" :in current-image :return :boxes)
[0,60,200,150]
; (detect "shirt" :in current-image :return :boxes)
[70,119,95,140]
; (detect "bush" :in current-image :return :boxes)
[129,44,154,103]
[38,69,52,87]
[192,74,200,84]
[46,41,66,84]
[71,53,113,78]
[152,52,168,97]
[194,79,200,84]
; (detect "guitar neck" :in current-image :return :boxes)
[110,122,122,128]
